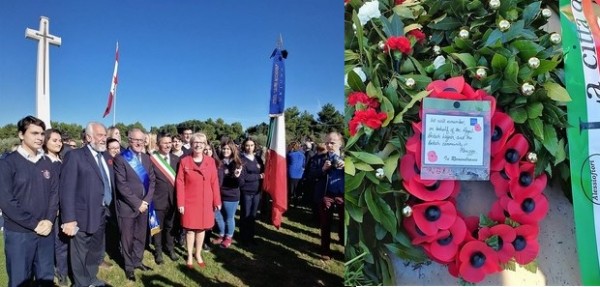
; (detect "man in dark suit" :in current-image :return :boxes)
[114,128,156,282]
[179,127,192,154]
[61,122,114,287]
[149,134,180,264]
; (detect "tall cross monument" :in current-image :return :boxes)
[25,16,61,129]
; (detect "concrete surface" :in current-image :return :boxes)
[391,181,581,285]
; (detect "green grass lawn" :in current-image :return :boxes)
[0,205,343,286]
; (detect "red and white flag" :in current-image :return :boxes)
[103,42,119,117]
[262,115,287,229]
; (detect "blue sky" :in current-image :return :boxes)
[0,1,343,130]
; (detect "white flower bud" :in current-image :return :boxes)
[542,8,552,18]
[489,0,501,10]
[528,57,540,69]
[375,168,385,179]
[433,45,442,55]
[521,82,535,96]
[459,29,470,39]
[476,68,487,79]
[499,20,511,32]
[406,78,416,89]
[550,33,562,44]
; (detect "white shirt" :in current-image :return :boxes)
[88,145,111,189]
[17,146,44,163]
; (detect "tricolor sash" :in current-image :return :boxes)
[150,152,175,186]
[121,149,161,236]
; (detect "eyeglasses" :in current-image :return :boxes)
[192,141,207,145]
[129,138,145,143]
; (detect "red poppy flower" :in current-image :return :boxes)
[488,195,510,223]
[512,224,539,265]
[412,201,457,236]
[428,217,467,263]
[463,216,481,242]
[490,112,515,156]
[506,193,549,225]
[347,91,380,109]
[506,161,547,201]
[490,134,529,174]
[400,151,455,201]
[384,36,412,54]
[490,169,511,197]
[399,152,434,186]
[405,122,422,165]
[407,29,426,44]
[458,240,501,283]
[426,76,478,101]
[403,215,450,245]
[478,224,516,263]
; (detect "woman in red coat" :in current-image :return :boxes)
[176,132,221,268]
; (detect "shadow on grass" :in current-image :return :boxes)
[209,206,343,287]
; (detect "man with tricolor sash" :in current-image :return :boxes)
[149,134,180,265]
[113,128,156,282]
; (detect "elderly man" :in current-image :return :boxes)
[60,121,114,287]
[114,128,156,282]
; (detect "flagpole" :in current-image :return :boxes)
[112,85,117,126]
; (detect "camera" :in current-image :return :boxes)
[329,153,342,167]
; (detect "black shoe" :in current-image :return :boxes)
[167,251,179,261]
[155,255,164,265]
[135,264,153,271]
[202,243,212,252]
[126,270,135,281]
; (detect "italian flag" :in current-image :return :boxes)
[263,115,287,229]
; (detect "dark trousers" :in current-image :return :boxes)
[54,217,69,277]
[153,207,176,256]
[288,178,301,205]
[319,196,345,255]
[70,220,106,287]
[4,229,55,287]
[119,214,148,272]
[240,191,261,243]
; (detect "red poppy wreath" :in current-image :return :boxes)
[400,76,549,283]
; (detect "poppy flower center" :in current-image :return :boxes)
[425,181,440,191]
[491,126,503,141]
[504,149,520,163]
[414,163,421,175]
[512,235,527,251]
[437,233,453,246]
[521,198,535,213]
[470,251,486,268]
[499,169,509,180]
[519,172,533,186]
[425,206,441,221]
[443,87,458,92]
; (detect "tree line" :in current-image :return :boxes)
[0,104,344,152]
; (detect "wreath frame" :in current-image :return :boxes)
[399,76,549,283]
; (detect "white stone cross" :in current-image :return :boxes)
[25,16,61,129]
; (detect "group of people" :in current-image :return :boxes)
[0,115,345,287]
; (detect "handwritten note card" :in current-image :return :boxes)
[423,114,484,166]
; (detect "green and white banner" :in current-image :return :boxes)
[561,0,600,284]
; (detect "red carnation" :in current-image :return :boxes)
[407,29,426,44]
[478,224,516,263]
[506,193,549,225]
[384,36,412,54]
[347,91,380,109]
[426,76,479,101]
[412,201,457,236]
[428,217,467,263]
[507,161,547,201]
[395,0,405,4]
[458,241,501,283]
[348,107,387,136]
[490,134,529,175]
[512,224,539,265]
[490,112,515,156]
